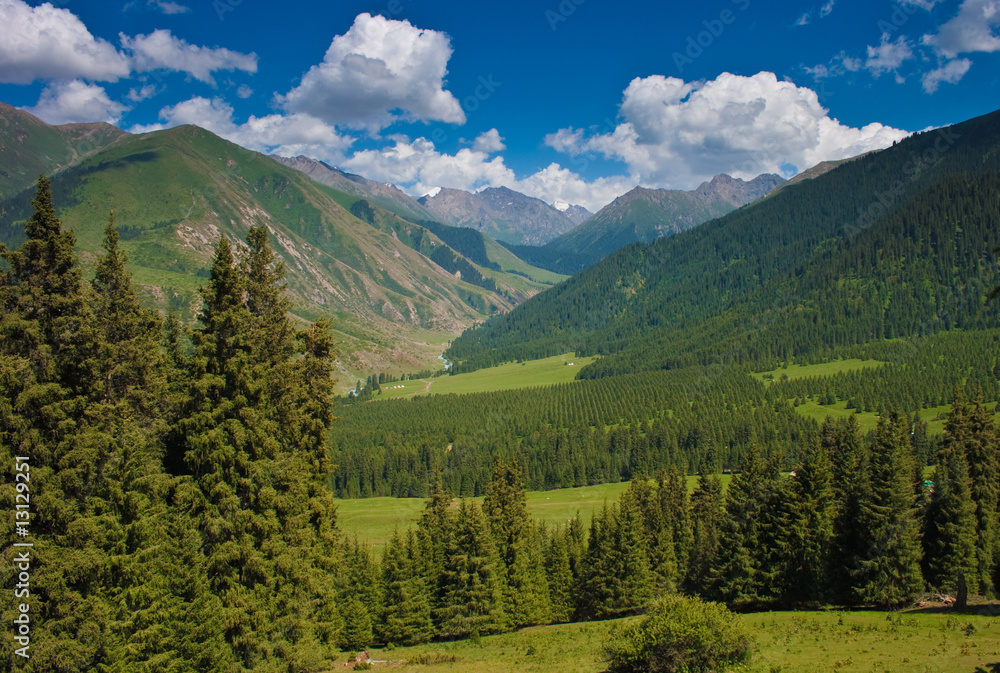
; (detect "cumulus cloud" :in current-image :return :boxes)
[472,128,505,153]
[25,80,129,125]
[277,13,464,130]
[545,72,908,189]
[0,0,130,83]
[127,84,159,102]
[342,137,513,195]
[922,57,973,92]
[339,135,629,212]
[236,84,253,99]
[131,96,352,159]
[922,0,1000,58]
[121,30,257,85]
[865,34,914,80]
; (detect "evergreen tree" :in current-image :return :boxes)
[944,391,1000,596]
[482,458,550,627]
[544,525,575,623]
[685,473,724,596]
[708,443,781,606]
[852,409,924,607]
[781,437,835,604]
[380,530,434,646]
[435,500,507,639]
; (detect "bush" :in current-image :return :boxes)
[602,594,755,673]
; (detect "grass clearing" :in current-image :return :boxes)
[374,353,599,400]
[333,606,1000,673]
[754,358,886,383]
[336,476,732,551]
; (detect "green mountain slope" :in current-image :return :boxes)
[0,101,127,199]
[445,108,1000,376]
[0,116,555,380]
[539,174,784,272]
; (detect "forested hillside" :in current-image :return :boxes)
[445,109,1000,377]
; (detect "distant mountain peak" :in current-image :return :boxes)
[418,185,591,246]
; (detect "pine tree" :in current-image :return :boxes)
[922,432,978,598]
[944,391,1000,596]
[781,437,835,604]
[482,458,550,627]
[380,530,435,646]
[708,443,780,606]
[544,525,575,623]
[435,500,507,639]
[826,416,870,603]
[684,472,724,596]
[852,409,924,607]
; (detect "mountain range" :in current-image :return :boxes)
[0,104,563,382]
[498,173,785,274]
[445,108,1000,376]
[418,185,590,246]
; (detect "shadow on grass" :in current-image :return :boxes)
[973,663,1000,673]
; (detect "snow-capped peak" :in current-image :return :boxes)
[423,186,442,198]
[553,200,570,212]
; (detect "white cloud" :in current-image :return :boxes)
[276,12,464,130]
[154,1,190,13]
[472,128,505,153]
[236,84,253,99]
[121,29,257,85]
[342,137,513,195]
[795,12,811,26]
[339,135,629,212]
[922,57,973,92]
[127,84,159,102]
[0,0,130,83]
[545,71,909,189]
[865,34,914,78]
[131,96,352,160]
[25,80,129,125]
[923,0,1000,58]
[820,0,836,18]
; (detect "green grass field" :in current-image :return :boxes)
[330,606,1000,672]
[754,358,887,383]
[374,353,600,400]
[336,477,732,551]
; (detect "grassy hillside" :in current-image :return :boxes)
[0,116,561,380]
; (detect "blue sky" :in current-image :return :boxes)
[1,0,998,210]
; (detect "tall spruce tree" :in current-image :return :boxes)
[781,437,835,604]
[435,500,507,639]
[852,409,924,607]
[482,458,550,627]
[175,229,342,668]
[685,473,724,597]
[708,443,782,606]
[943,391,1000,595]
[922,430,978,599]
[380,529,435,646]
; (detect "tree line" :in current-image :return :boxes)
[333,394,999,652]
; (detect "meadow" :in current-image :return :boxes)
[329,606,1000,673]
[374,353,599,400]
[335,477,732,550]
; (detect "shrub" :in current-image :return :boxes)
[602,594,755,673]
